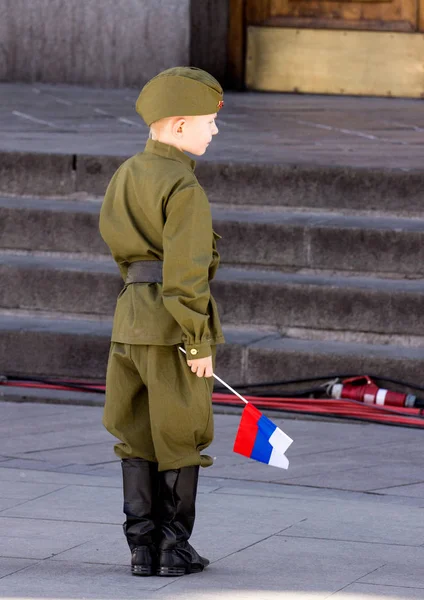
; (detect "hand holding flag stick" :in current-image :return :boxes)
[179,347,293,469]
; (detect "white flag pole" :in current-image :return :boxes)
[178,347,248,405]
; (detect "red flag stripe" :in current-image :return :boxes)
[233,404,260,457]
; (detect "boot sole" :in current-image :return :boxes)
[132,565,154,576]
[157,565,204,577]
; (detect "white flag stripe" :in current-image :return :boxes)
[269,427,293,455]
[268,448,289,469]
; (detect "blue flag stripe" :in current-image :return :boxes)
[251,430,273,464]
[257,415,278,439]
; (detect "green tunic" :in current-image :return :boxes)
[99,139,224,469]
[99,139,225,359]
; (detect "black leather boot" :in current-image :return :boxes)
[121,458,158,576]
[157,466,209,577]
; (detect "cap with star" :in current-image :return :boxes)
[136,66,224,127]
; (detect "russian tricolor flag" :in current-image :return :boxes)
[233,403,293,469]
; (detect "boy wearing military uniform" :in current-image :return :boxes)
[99,67,225,577]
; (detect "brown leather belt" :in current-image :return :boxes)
[126,260,163,284]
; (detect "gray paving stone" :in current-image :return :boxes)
[1,484,122,523]
[258,449,422,484]
[196,493,313,540]
[0,517,119,559]
[50,531,129,566]
[331,583,424,599]
[276,536,423,569]
[0,497,23,510]
[359,564,424,589]
[261,453,384,481]
[0,557,39,578]
[0,560,167,598]
[0,458,87,471]
[213,480,424,509]
[206,459,298,484]
[0,407,107,437]
[197,481,223,494]
[213,480,352,501]
[0,466,119,487]
[153,535,385,598]
[0,428,111,455]
[0,480,65,500]
[189,523,278,564]
[0,402,65,419]
[157,592,326,600]
[329,439,424,465]
[11,442,117,466]
[51,463,115,475]
[86,463,124,479]
[280,498,424,546]
[374,482,424,499]
[283,464,424,493]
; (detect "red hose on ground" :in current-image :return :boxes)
[1,379,423,428]
[212,393,424,428]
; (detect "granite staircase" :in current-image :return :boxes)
[1,159,424,404]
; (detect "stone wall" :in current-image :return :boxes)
[0,0,190,87]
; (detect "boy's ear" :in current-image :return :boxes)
[173,118,186,137]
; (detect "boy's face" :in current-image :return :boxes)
[178,113,219,156]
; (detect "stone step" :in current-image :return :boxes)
[201,164,424,217]
[2,151,424,216]
[214,206,424,277]
[0,195,108,255]
[1,253,424,338]
[0,311,422,386]
[2,195,424,276]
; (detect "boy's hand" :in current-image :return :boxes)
[187,355,213,378]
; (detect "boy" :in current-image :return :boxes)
[99,67,225,577]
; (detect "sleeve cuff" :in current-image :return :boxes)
[184,342,212,360]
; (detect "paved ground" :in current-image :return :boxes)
[0,401,423,600]
[1,83,424,169]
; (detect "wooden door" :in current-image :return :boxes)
[228,0,424,97]
[246,1,418,32]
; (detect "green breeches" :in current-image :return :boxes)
[103,343,215,471]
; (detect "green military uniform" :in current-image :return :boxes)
[99,67,225,577]
[100,139,224,469]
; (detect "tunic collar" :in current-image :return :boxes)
[145,139,196,171]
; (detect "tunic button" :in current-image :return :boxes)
[190,349,198,356]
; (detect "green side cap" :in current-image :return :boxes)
[136,67,224,126]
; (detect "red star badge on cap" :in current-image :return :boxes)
[217,100,224,110]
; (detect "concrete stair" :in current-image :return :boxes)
[2,195,424,274]
[1,160,424,389]
[1,254,424,337]
[1,311,423,386]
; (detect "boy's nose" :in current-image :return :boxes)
[213,124,219,135]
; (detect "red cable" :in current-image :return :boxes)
[212,393,424,428]
[1,380,423,428]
